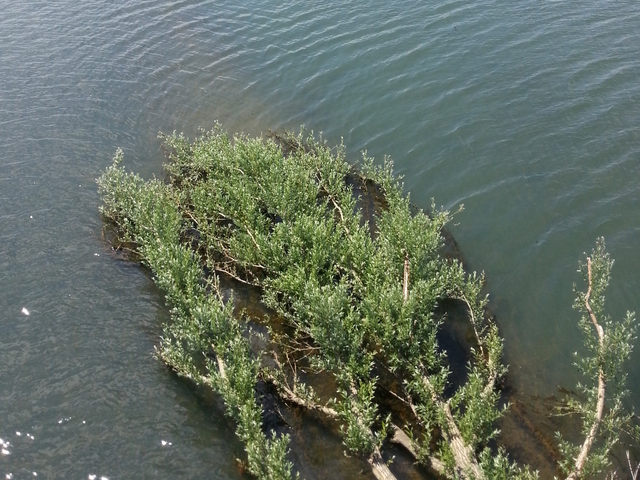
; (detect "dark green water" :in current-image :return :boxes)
[1,1,640,477]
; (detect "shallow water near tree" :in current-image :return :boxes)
[1,0,640,477]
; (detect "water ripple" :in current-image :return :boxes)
[2,0,640,477]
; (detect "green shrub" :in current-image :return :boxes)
[98,127,636,480]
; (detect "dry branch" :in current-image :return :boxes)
[460,295,486,359]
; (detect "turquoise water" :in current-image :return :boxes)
[1,0,640,477]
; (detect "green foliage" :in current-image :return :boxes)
[99,126,637,480]
[556,238,637,479]
[98,126,505,477]
[97,150,295,480]
[477,447,539,480]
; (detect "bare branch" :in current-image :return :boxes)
[316,169,350,235]
[217,355,227,380]
[403,254,410,303]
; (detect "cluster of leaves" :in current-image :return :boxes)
[97,125,636,480]
[556,238,638,479]
[98,149,294,480]
[161,126,505,463]
[98,126,503,477]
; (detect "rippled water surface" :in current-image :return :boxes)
[2,0,640,477]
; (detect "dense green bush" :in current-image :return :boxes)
[98,126,636,480]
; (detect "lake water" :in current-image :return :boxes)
[2,0,640,478]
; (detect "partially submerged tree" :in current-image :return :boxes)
[97,126,636,479]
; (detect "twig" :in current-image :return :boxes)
[316,170,350,235]
[214,266,260,287]
[217,355,227,380]
[403,254,410,303]
[184,209,200,226]
[373,358,420,419]
[628,450,640,480]
[244,225,262,252]
[461,294,486,359]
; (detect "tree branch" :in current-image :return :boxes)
[627,450,640,480]
[402,256,485,479]
[566,257,607,480]
[403,254,410,303]
[419,372,484,479]
[270,371,448,478]
[264,367,398,480]
[460,294,486,359]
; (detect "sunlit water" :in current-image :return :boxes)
[2,0,640,477]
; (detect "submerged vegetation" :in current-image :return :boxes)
[98,125,637,479]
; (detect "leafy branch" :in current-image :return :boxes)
[98,127,638,480]
[558,238,637,480]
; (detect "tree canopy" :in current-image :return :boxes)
[98,126,637,479]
